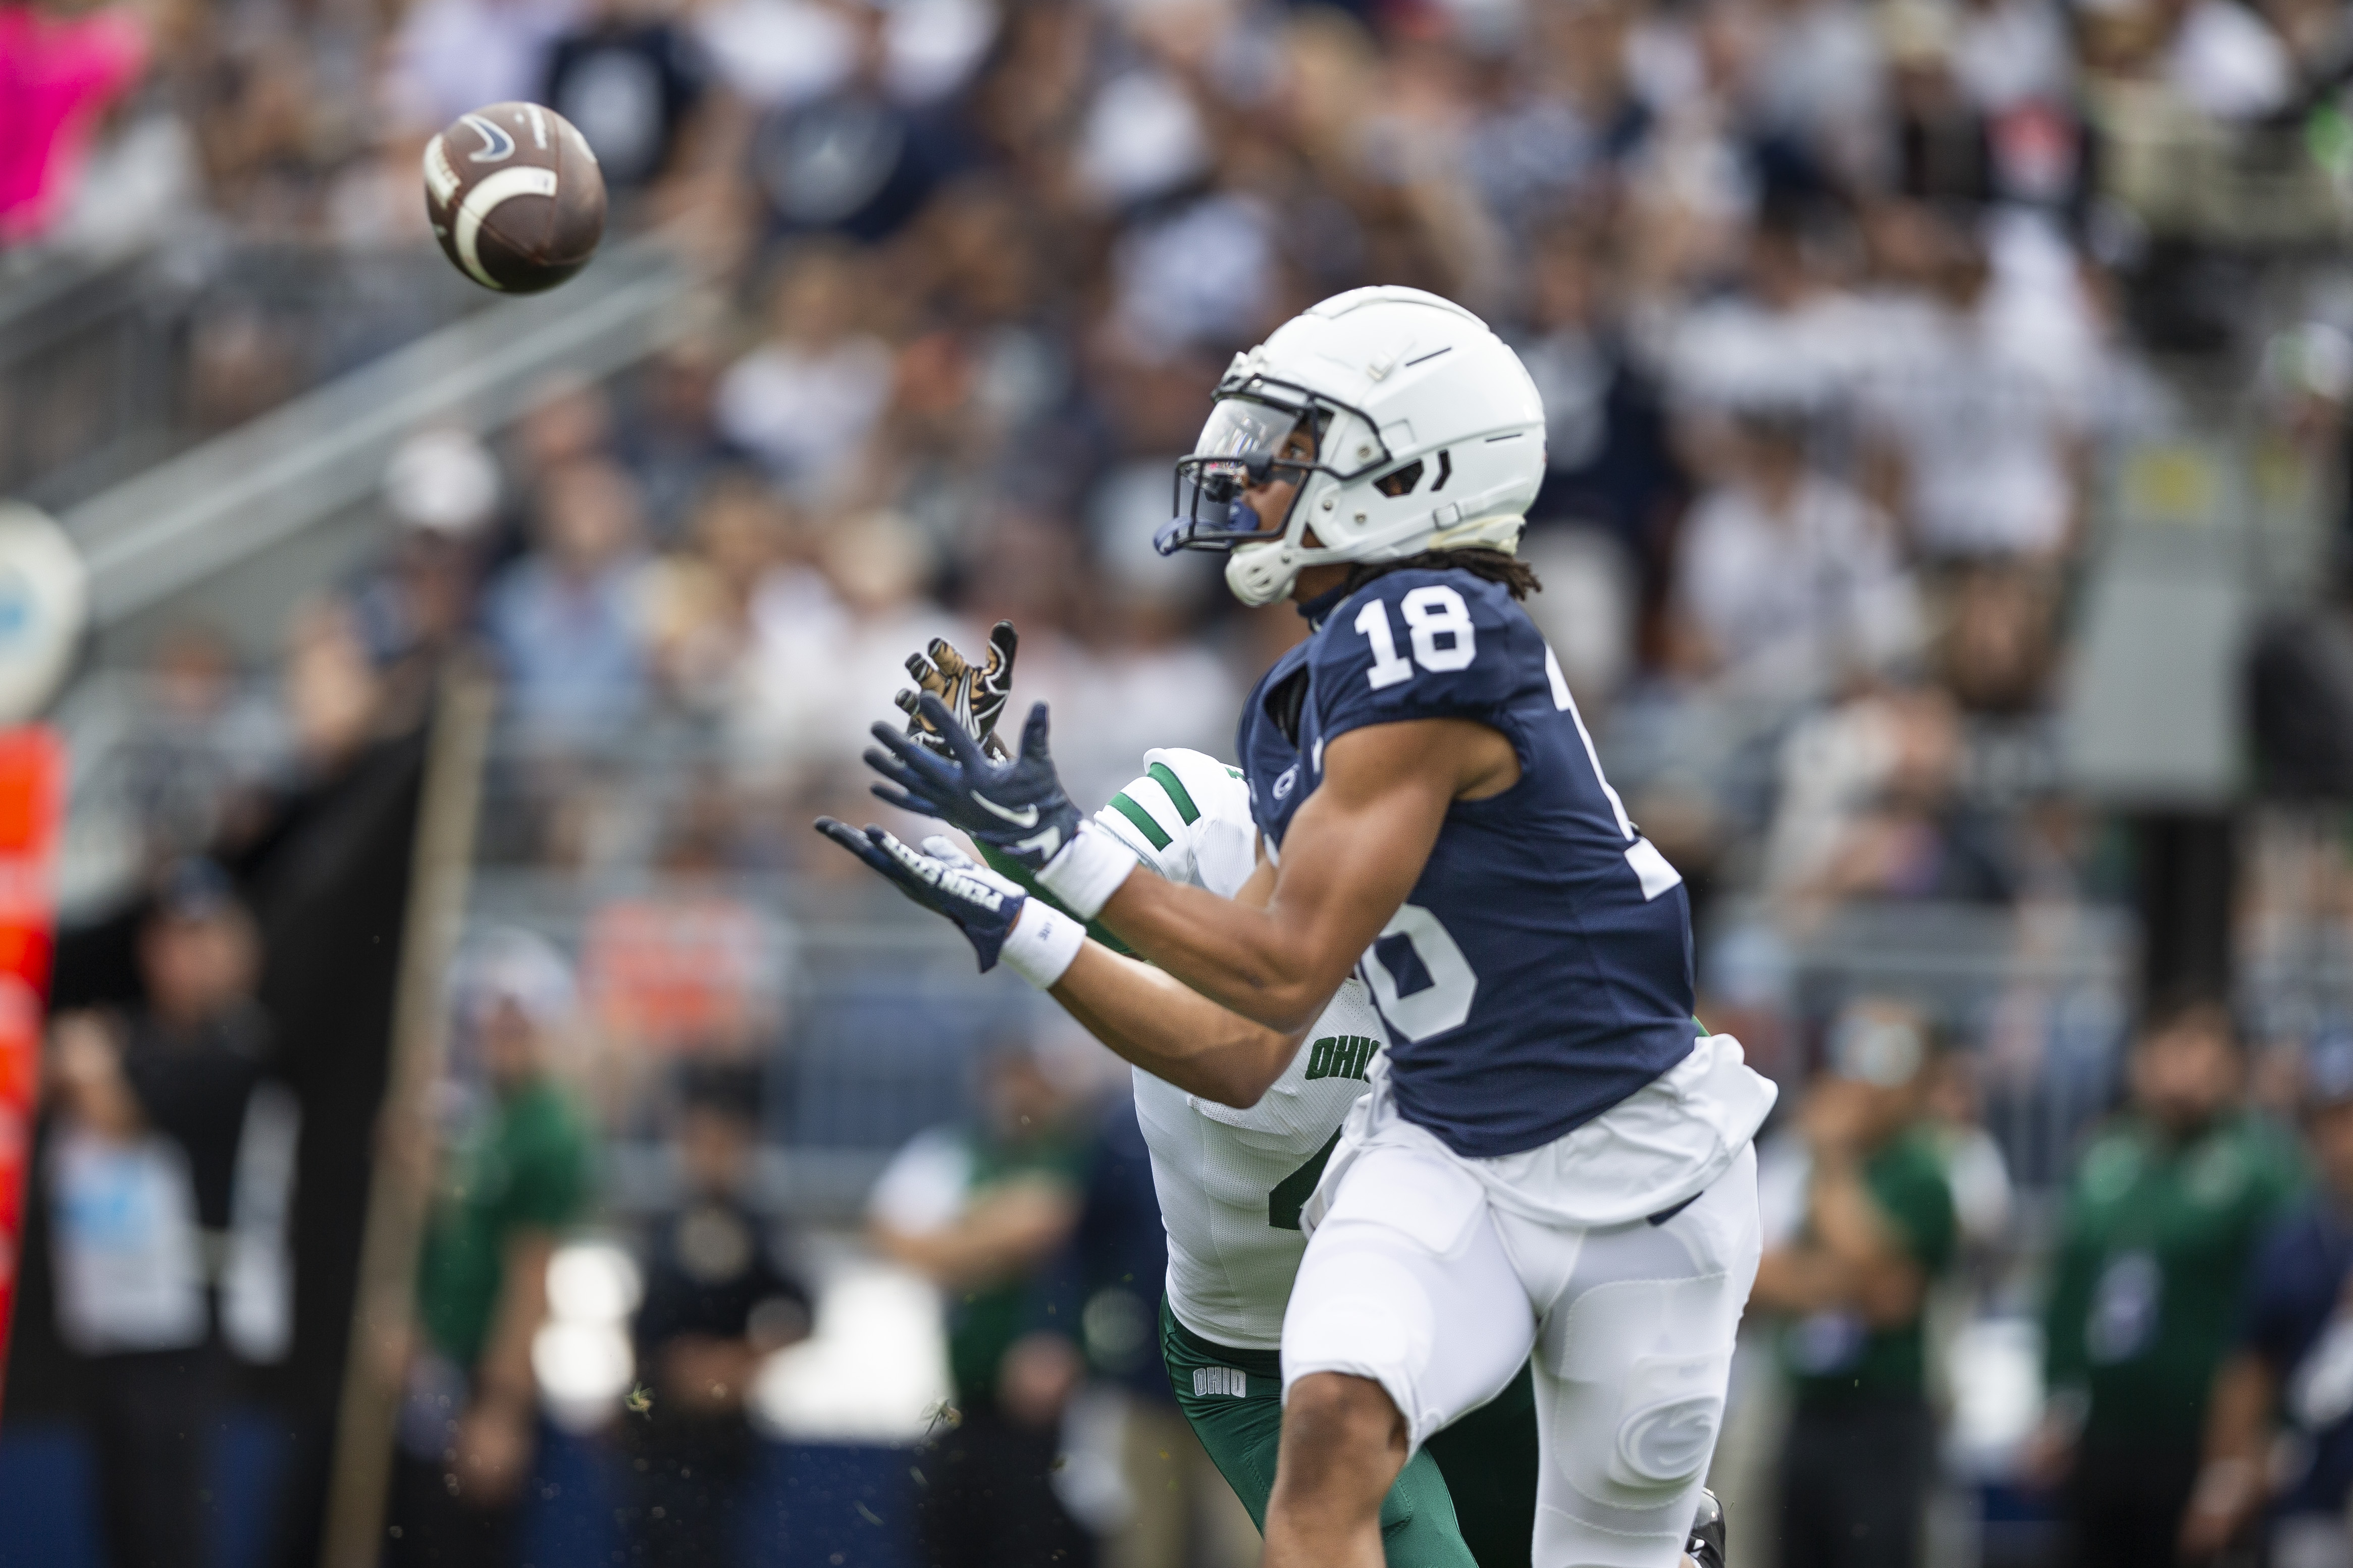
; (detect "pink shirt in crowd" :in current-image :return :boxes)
[0,4,147,245]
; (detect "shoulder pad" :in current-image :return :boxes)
[1093,748,1257,897]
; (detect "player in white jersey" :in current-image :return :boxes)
[893,634,1540,1567]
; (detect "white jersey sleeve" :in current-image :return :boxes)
[1090,748,1259,898]
[1094,747,1390,1350]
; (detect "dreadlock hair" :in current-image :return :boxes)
[1340,546,1543,602]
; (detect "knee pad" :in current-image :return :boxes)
[1551,1274,1737,1494]
[1608,1353,1727,1489]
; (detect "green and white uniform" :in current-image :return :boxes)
[1086,748,1537,1568]
[1096,749,1390,1349]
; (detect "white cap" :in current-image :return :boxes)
[384,428,500,538]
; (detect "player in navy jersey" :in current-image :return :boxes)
[818,287,1767,1568]
[1235,561,1701,1157]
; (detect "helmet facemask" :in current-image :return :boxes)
[1158,387,1351,554]
[1157,375,1402,606]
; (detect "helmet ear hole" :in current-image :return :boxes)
[1431,450,1452,492]
[1373,459,1426,498]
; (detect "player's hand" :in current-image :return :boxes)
[815,819,1027,970]
[896,621,1018,761]
[863,696,1082,871]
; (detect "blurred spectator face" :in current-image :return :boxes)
[816,510,932,617]
[149,625,237,722]
[1810,999,1934,1148]
[645,344,724,438]
[516,376,616,477]
[767,247,865,349]
[692,476,780,583]
[924,185,1041,327]
[459,930,576,1090]
[1883,686,1963,809]
[1731,414,1808,499]
[2130,1003,2241,1134]
[981,1048,1072,1147]
[1746,224,1814,308]
[1941,561,2054,712]
[392,531,483,650]
[1928,212,1992,307]
[139,877,258,1030]
[2311,1097,2353,1202]
[536,460,645,575]
[1531,234,1601,333]
[678,1102,756,1198]
[1924,1046,1985,1127]
[1863,199,1951,290]
[2303,1040,2353,1198]
[479,995,550,1092]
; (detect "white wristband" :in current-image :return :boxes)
[1034,819,1138,921]
[1001,899,1084,989]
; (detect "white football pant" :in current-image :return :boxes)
[1282,1137,1761,1567]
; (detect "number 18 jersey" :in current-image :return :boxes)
[1237,565,1700,1160]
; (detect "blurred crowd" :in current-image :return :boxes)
[14,0,2353,1563]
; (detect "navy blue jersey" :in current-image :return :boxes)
[1236,567,1698,1158]
[2238,1203,2353,1516]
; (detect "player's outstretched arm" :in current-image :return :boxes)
[811,820,1312,1105]
[1095,717,1500,1033]
[857,689,1512,1035]
[1049,942,1312,1107]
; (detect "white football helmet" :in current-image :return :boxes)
[1156,286,1547,607]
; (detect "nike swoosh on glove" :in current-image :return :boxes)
[864,695,1082,871]
[814,819,1024,969]
[895,621,1018,761]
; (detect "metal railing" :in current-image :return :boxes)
[61,232,705,631]
[0,240,492,512]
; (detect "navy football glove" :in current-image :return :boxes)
[895,622,1018,761]
[864,695,1083,872]
[814,819,1026,970]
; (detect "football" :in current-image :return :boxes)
[422,101,606,295]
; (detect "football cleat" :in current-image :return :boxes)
[1685,1489,1725,1568]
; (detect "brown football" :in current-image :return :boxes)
[422,101,606,294]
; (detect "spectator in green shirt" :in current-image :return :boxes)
[2024,996,2302,1568]
[1752,998,1957,1568]
[388,931,593,1568]
[868,1035,1097,1568]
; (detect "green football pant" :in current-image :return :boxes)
[1161,1299,1539,1568]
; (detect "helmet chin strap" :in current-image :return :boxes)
[1224,539,1298,607]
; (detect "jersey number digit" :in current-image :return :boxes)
[1354,586,1477,689]
[1402,586,1475,671]
[1268,1127,1343,1231]
[1354,600,1413,690]
[1361,902,1477,1041]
